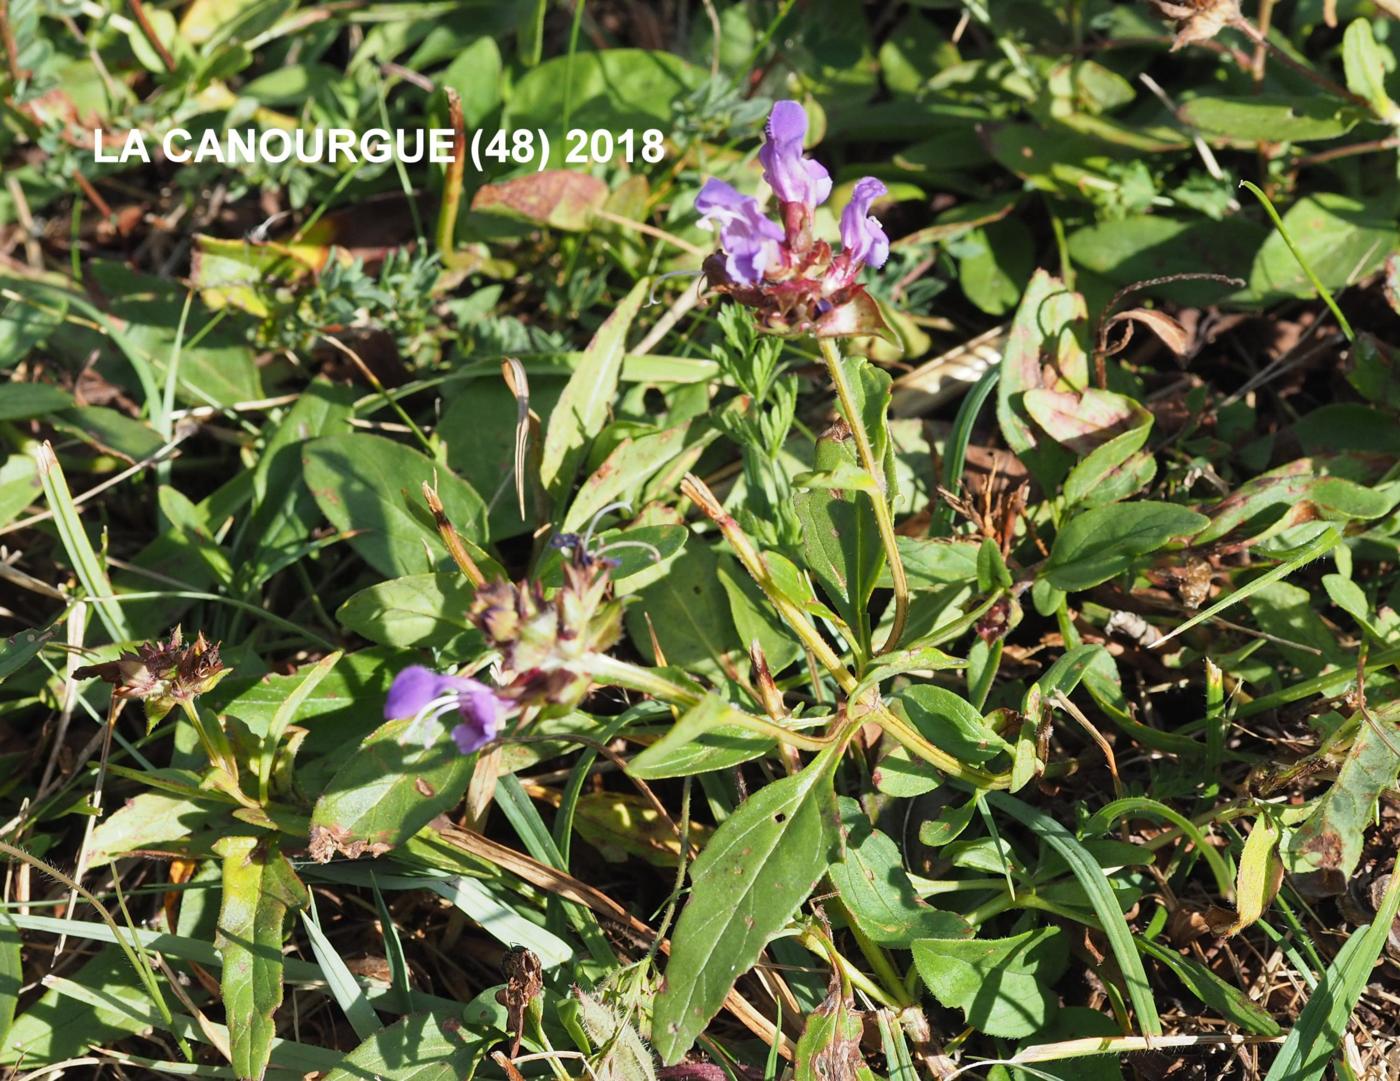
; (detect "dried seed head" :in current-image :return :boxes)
[74,627,229,721]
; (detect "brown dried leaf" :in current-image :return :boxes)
[1104,307,1192,357]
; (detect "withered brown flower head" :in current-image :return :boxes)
[1152,0,1241,50]
[468,537,623,711]
[74,627,228,718]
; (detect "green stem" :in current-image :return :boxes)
[798,929,896,1009]
[833,897,915,1008]
[816,337,908,654]
[584,654,704,707]
[1240,180,1354,342]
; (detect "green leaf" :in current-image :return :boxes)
[0,948,156,1065]
[1155,525,1340,649]
[830,797,971,946]
[505,49,702,144]
[425,876,572,967]
[0,911,19,1050]
[1286,703,1400,897]
[628,695,775,780]
[337,573,480,651]
[572,988,657,1081]
[300,908,382,1041]
[52,405,165,463]
[35,442,129,641]
[563,424,689,531]
[0,382,70,419]
[1245,193,1399,304]
[438,35,503,126]
[652,751,842,1064]
[1137,939,1280,1035]
[213,835,309,1081]
[1342,19,1399,122]
[87,791,219,865]
[976,536,1012,592]
[625,540,740,680]
[913,927,1068,1038]
[1063,408,1155,510]
[322,1011,486,1081]
[540,280,647,496]
[308,716,477,859]
[986,792,1161,1036]
[1067,216,1264,303]
[997,269,1086,490]
[956,219,1035,316]
[0,288,65,369]
[893,685,1010,766]
[1179,95,1361,143]
[1263,862,1400,1081]
[793,430,884,648]
[302,433,488,578]
[241,381,353,585]
[1045,502,1209,592]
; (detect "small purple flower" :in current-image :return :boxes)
[839,177,890,270]
[758,100,831,209]
[695,178,784,286]
[385,664,505,754]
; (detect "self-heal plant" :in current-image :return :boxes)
[695,100,910,651]
[695,100,892,341]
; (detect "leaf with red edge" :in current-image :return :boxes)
[471,170,609,231]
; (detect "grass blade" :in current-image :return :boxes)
[34,442,129,641]
[1263,856,1400,1081]
[1154,526,1340,650]
[987,792,1162,1036]
[300,905,382,1040]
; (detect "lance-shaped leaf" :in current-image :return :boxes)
[794,431,884,649]
[1045,501,1209,592]
[1286,703,1400,897]
[540,280,647,497]
[1263,863,1400,1081]
[214,836,309,1081]
[652,751,842,1064]
[302,434,487,578]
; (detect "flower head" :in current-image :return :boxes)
[696,178,784,287]
[693,100,896,342]
[758,100,831,210]
[385,664,505,754]
[74,627,228,722]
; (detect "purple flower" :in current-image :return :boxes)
[695,178,784,286]
[385,664,505,754]
[758,100,831,209]
[839,178,890,270]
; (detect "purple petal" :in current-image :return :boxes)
[695,177,752,224]
[766,99,809,145]
[695,178,783,286]
[839,177,890,270]
[450,679,504,753]
[758,100,831,209]
[384,665,443,719]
